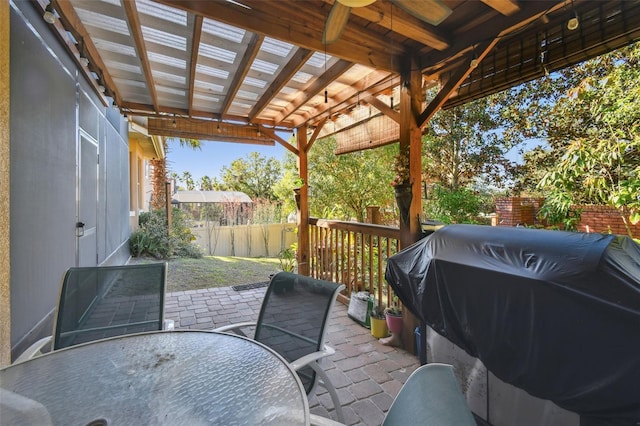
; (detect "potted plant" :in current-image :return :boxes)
[390,146,412,225]
[381,301,403,347]
[370,305,389,339]
[292,178,305,210]
[277,245,297,272]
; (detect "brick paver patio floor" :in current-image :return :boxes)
[165,286,420,426]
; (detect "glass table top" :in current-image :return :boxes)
[1,330,309,425]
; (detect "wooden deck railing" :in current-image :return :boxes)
[308,218,401,307]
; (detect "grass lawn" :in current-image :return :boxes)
[129,256,282,292]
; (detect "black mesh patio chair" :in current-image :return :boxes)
[15,262,169,362]
[214,271,346,423]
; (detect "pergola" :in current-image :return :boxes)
[25,0,640,264]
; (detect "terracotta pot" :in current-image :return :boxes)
[385,313,403,334]
[370,316,389,338]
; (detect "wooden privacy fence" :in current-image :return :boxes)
[190,223,297,257]
[308,218,401,308]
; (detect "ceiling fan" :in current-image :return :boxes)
[323,0,452,44]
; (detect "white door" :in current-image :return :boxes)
[76,131,98,267]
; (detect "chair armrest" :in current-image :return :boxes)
[212,322,257,336]
[14,336,52,364]
[290,345,335,371]
[309,413,346,426]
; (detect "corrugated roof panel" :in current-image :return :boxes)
[195,80,225,93]
[260,37,294,57]
[156,85,186,96]
[196,64,229,80]
[230,100,252,110]
[142,26,186,51]
[202,19,246,43]
[243,77,267,88]
[75,8,129,36]
[306,51,331,69]
[291,71,313,84]
[94,38,136,56]
[147,51,186,69]
[236,90,259,101]
[136,0,187,26]
[105,61,141,74]
[114,78,147,89]
[193,93,221,103]
[152,70,186,85]
[279,86,297,95]
[199,43,237,64]
[250,59,278,74]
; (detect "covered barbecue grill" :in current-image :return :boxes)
[385,224,640,425]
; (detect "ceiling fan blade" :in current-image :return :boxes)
[391,0,452,26]
[323,2,351,44]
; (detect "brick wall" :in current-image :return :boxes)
[495,197,545,227]
[577,205,639,236]
[495,198,639,237]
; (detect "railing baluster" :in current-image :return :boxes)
[307,218,401,307]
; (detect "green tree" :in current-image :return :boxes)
[181,171,195,190]
[536,45,640,236]
[220,152,282,201]
[423,95,520,191]
[424,184,482,224]
[301,138,396,222]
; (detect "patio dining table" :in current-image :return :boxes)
[0,330,310,425]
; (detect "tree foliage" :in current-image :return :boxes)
[499,43,639,235]
[220,152,282,201]
[286,138,396,222]
[423,94,520,191]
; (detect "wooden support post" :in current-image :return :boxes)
[296,126,310,276]
[398,56,424,354]
[398,57,423,249]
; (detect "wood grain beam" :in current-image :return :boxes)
[274,60,353,124]
[420,1,558,72]
[220,33,264,117]
[188,15,203,115]
[123,0,158,112]
[300,69,392,126]
[328,0,451,50]
[418,40,496,127]
[249,47,314,120]
[148,117,276,145]
[156,0,402,72]
[365,95,400,124]
[260,127,299,156]
[481,0,521,16]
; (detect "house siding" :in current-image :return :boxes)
[8,2,130,360]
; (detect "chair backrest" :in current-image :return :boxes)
[254,272,344,394]
[382,363,476,426]
[53,262,167,350]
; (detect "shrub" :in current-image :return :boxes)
[129,208,202,259]
[424,185,482,224]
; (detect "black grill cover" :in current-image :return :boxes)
[385,224,640,423]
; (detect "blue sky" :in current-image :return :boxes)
[166,134,544,184]
[166,135,290,182]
